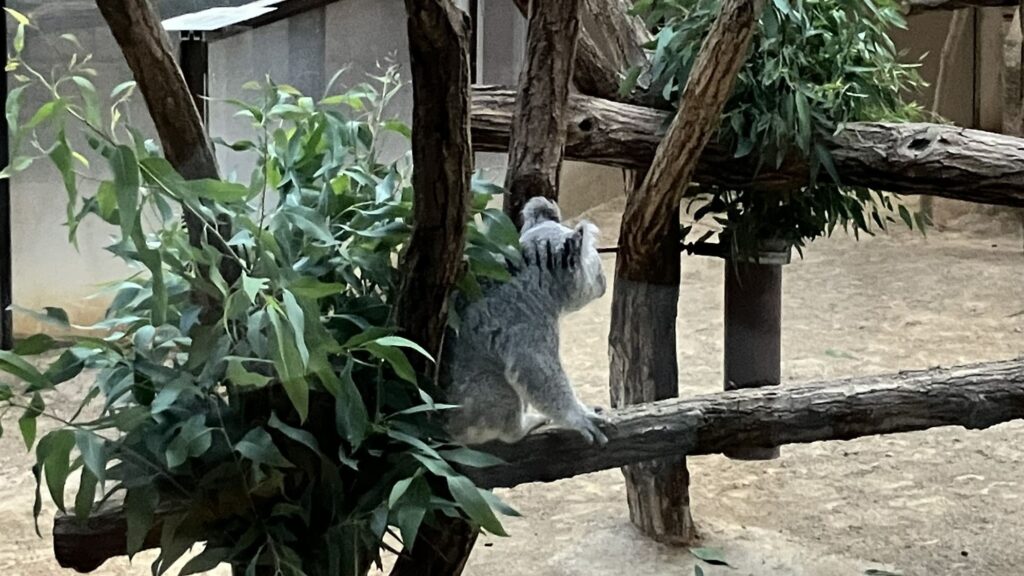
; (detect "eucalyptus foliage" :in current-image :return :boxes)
[626,0,929,254]
[0,14,519,575]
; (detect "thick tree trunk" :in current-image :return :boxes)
[391,2,476,576]
[471,87,1024,208]
[52,358,1024,572]
[609,0,763,545]
[502,0,583,225]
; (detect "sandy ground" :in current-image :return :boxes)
[1,197,1022,576]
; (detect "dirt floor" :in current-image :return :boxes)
[1,197,1022,576]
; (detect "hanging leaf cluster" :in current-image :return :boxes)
[0,16,520,576]
[626,0,930,255]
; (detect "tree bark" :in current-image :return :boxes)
[52,357,1024,572]
[471,86,1024,208]
[609,0,763,545]
[502,0,584,225]
[390,2,476,576]
[94,0,240,288]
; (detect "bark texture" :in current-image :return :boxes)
[503,0,583,225]
[390,2,476,575]
[471,87,1024,208]
[94,0,240,287]
[608,0,764,545]
[52,358,1024,572]
[472,359,1024,487]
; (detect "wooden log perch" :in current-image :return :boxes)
[471,86,1024,208]
[52,358,1024,572]
[471,358,1024,488]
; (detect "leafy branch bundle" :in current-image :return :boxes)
[0,15,519,576]
[627,0,930,255]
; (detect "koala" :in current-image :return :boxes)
[444,196,609,446]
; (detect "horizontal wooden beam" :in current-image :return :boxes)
[469,358,1024,488]
[52,358,1024,572]
[471,86,1024,207]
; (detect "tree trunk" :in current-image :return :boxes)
[502,0,583,226]
[610,0,763,545]
[390,2,476,576]
[470,87,1024,208]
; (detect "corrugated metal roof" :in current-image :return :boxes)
[163,0,285,32]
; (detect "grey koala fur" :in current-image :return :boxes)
[445,196,609,445]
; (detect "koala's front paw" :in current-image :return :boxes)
[575,409,609,446]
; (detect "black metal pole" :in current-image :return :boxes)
[1,0,14,351]
[723,252,786,461]
[179,31,209,124]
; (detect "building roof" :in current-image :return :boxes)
[163,0,338,39]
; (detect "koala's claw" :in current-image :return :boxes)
[575,410,609,446]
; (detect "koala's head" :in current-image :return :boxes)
[520,196,562,231]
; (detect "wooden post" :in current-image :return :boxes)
[389,1,476,575]
[610,0,764,545]
[722,242,790,460]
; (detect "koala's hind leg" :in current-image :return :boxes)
[448,377,542,445]
[504,347,609,446]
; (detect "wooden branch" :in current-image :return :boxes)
[502,0,584,224]
[394,0,473,362]
[510,0,650,103]
[94,0,241,290]
[51,358,1024,571]
[390,1,475,575]
[471,86,1024,208]
[469,359,1024,488]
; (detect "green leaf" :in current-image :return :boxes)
[0,350,50,390]
[268,307,309,421]
[38,430,76,512]
[438,447,506,469]
[13,334,58,356]
[288,277,345,300]
[235,427,294,469]
[75,430,107,484]
[241,273,268,303]
[109,145,141,240]
[328,360,369,449]
[44,349,85,385]
[179,546,232,575]
[188,179,250,202]
[226,359,272,389]
[268,412,322,456]
[74,466,98,520]
[898,204,913,229]
[4,7,30,25]
[447,475,507,536]
[25,100,62,129]
[18,392,45,451]
[690,547,731,566]
[772,0,791,15]
[368,336,434,362]
[125,484,159,557]
[364,342,417,384]
[72,76,101,127]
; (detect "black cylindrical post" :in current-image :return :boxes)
[723,243,788,460]
[1,0,13,351]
